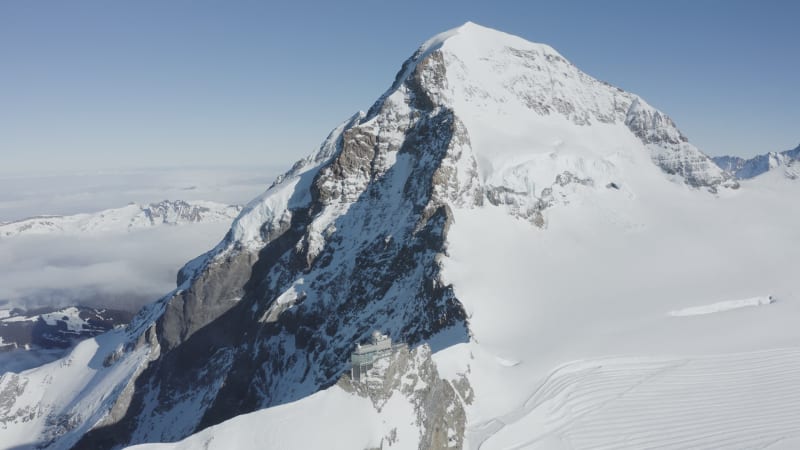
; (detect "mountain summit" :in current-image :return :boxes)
[4,23,797,450]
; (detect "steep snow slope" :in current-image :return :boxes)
[415,23,734,197]
[1,22,796,450]
[126,388,383,450]
[0,200,241,237]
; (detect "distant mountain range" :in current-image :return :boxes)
[713,144,800,180]
[0,199,242,237]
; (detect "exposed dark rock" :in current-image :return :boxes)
[76,46,471,449]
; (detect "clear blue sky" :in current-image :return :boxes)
[1,0,798,173]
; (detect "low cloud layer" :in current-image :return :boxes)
[0,165,285,313]
[0,222,232,312]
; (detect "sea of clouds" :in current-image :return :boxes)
[0,165,282,312]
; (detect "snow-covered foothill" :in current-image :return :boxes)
[0,326,157,449]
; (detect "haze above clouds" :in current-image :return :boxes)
[0,165,281,222]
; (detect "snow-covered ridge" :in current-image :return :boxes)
[713,144,800,180]
[0,200,242,237]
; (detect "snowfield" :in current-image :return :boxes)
[435,151,800,448]
[479,348,800,449]
[126,388,383,450]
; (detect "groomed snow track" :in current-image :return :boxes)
[478,347,800,449]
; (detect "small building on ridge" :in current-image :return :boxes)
[350,330,405,381]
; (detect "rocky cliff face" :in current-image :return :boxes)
[625,98,737,190]
[75,29,475,448]
[338,345,468,450]
[1,22,744,450]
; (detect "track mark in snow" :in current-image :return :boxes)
[669,295,775,317]
[495,356,520,367]
[478,347,800,450]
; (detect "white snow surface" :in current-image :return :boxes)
[478,348,800,449]
[126,388,385,450]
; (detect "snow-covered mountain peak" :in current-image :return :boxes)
[424,21,563,58]
[402,22,606,121]
[380,21,560,97]
[228,23,736,252]
[401,23,730,192]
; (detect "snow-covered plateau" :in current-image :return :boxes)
[1,22,799,450]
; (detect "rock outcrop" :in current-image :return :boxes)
[338,345,467,450]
